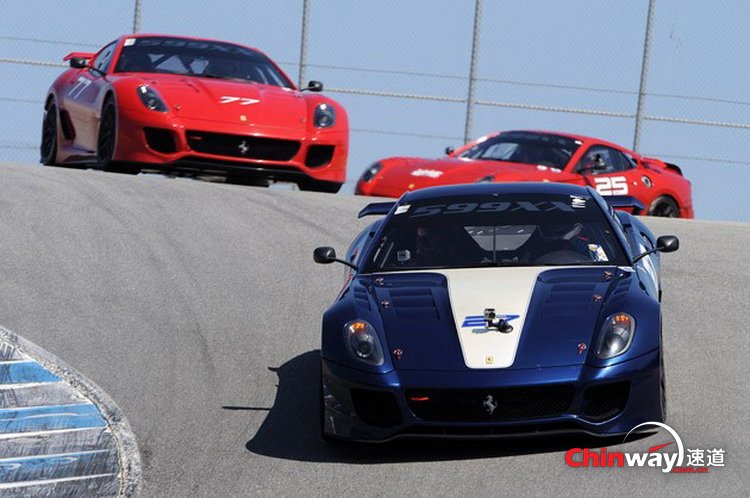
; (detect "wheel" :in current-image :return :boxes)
[40,101,59,165]
[648,196,679,218]
[97,97,139,175]
[298,179,342,194]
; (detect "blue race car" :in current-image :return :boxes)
[313,182,679,442]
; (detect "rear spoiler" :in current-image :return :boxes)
[358,201,395,218]
[643,156,683,176]
[605,196,645,215]
[63,52,96,62]
[664,162,683,176]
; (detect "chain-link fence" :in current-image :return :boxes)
[1,0,748,220]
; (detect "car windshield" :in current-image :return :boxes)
[114,36,294,88]
[458,132,581,169]
[363,193,627,272]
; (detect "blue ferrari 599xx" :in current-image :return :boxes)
[313,182,679,442]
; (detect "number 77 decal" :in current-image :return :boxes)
[594,176,629,195]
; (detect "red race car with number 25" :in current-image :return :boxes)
[41,34,348,192]
[356,130,693,217]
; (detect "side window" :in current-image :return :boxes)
[346,223,376,265]
[92,42,117,74]
[609,150,636,172]
[622,152,638,170]
[576,146,629,175]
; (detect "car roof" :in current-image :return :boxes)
[401,182,594,202]
[497,129,633,153]
[117,33,263,54]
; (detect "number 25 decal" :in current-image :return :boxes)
[594,176,629,195]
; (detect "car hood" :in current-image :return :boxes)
[364,266,629,371]
[139,74,308,130]
[372,156,573,195]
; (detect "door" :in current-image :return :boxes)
[63,41,117,153]
[572,145,640,198]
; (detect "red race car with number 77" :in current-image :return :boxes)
[40,34,348,192]
[356,130,693,217]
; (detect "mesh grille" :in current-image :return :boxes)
[406,384,575,422]
[186,131,300,161]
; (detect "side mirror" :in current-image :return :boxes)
[445,146,455,155]
[304,80,323,92]
[632,235,679,264]
[313,246,337,264]
[314,246,359,270]
[656,235,679,253]
[69,57,89,69]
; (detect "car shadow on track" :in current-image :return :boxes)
[243,350,652,463]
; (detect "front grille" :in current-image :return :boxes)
[305,145,334,167]
[581,381,630,421]
[144,127,177,153]
[406,384,575,422]
[351,389,402,427]
[186,131,300,161]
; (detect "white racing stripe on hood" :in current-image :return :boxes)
[439,267,547,369]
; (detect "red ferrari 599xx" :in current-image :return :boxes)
[356,130,692,217]
[41,34,348,192]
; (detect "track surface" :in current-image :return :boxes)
[0,163,747,496]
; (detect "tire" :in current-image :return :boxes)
[298,179,343,194]
[97,97,139,175]
[40,101,59,165]
[648,196,680,218]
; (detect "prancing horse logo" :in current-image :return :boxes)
[482,394,498,415]
[238,140,250,155]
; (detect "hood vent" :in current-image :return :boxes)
[389,288,440,320]
[353,286,371,311]
[541,282,597,317]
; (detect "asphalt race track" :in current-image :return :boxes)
[0,163,747,495]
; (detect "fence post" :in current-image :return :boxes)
[464,0,483,144]
[132,0,142,33]
[633,0,656,152]
[298,0,311,89]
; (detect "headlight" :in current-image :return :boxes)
[595,312,635,359]
[314,103,336,128]
[137,85,167,112]
[344,320,384,366]
[360,162,382,183]
[475,175,495,183]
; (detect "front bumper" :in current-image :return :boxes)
[355,178,412,198]
[321,349,662,442]
[115,106,348,183]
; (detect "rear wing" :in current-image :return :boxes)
[358,201,395,218]
[63,52,96,62]
[605,195,645,215]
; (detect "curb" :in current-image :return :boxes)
[0,324,142,497]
